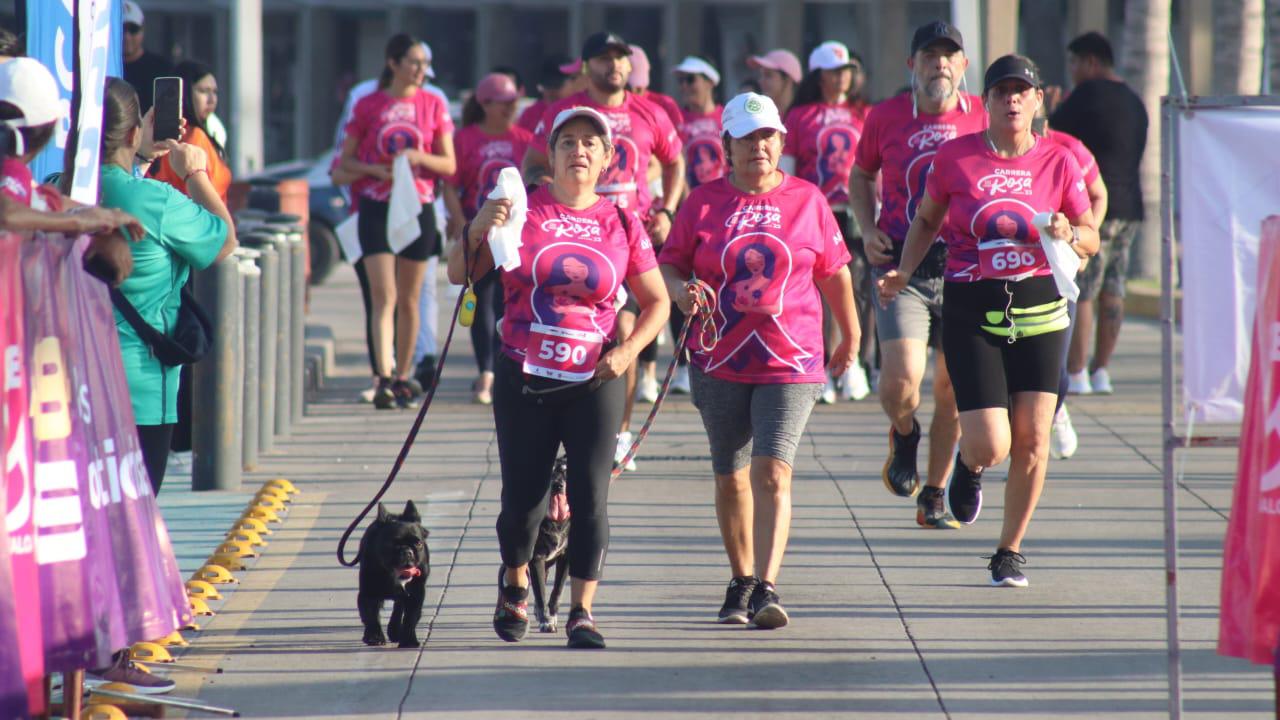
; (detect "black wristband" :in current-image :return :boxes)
[656,207,675,222]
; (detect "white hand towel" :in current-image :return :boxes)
[336,212,362,263]
[387,153,423,254]
[1034,211,1081,302]
[486,167,527,271]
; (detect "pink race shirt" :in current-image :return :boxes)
[449,125,533,220]
[343,88,455,203]
[533,91,682,215]
[659,175,851,384]
[501,186,658,366]
[516,99,547,134]
[1044,128,1100,186]
[782,102,864,207]
[855,92,986,265]
[925,132,1091,283]
[641,91,683,129]
[679,105,726,191]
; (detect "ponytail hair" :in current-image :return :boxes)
[379,33,420,89]
[101,77,142,158]
[461,94,484,127]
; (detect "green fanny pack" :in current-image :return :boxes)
[981,298,1070,340]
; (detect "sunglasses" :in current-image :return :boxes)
[678,75,702,85]
[124,23,142,34]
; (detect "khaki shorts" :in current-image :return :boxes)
[1077,219,1139,300]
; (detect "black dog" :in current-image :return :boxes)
[529,456,570,632]
[358,500,430,648]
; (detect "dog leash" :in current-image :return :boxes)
[336,247,473,568]
[612,281,718,480]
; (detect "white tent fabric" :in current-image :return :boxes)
[1178,108,1280,423]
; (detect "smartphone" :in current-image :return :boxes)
[153,76,183,142]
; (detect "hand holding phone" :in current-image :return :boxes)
[153,76,183,142]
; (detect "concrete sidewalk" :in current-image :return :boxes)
[156,266,1271,719]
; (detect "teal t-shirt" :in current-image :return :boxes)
[99,164,228,425]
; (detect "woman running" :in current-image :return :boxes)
[447,106,669,648]
[338,33,455,410]
[878,55,1099,587]
[659,92,859,628]
[782,40,871,403]
[442,73,532,404]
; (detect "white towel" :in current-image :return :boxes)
[486,167,527,271]
[387,153,423,254]
[336,212,362,263]
[1034,212,1081,302]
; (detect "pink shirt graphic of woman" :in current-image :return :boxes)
[728,243,782,316]
[534,252,603,327]
[817,126,858,201]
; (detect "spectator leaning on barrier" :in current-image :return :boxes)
[121,0,173,114]
[152,60,232,202]
[0,58,139,284]
[98,77,237,496]
[1047,31,1148,397]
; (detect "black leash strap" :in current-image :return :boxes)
[336,244,473,567]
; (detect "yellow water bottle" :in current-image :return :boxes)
[459,285,477,327]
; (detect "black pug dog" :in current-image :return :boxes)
[358,500,429,648]
[529,456,570,632]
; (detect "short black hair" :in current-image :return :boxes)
[1067,32,1114,67]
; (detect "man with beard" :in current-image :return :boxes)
[523,31,684,473]
[849,21,986,528]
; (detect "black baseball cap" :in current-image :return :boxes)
[538,53,575,88]
[581,31,631,61]
[983,54,1042,92]
[911,21,964,55]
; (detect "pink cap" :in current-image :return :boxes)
[628,45,651,89]
[476,73,520,103]
[559,58,583,76]
[747,49,803,84]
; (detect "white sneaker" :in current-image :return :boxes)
[636,375,660,403]
[670,365,691,394]
[819,377,837,405]
[840,362,871,401]
[165,450,193,476]
[1050,405,1078,459]
[614,431,637,472]
[1066,370,1092,395]
[1090,367,1113,395]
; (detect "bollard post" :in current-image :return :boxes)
[271,227,292,438]
[239,253,261,471]
[253,239,279,454]
[289,225,306,424]
[192,255,244,491]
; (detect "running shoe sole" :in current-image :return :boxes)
[916,508,961,529]
[748,603,789,630]
[717,610,750,625]
[990,575,1029,589]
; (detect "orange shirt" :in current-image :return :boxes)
[152,125,232,201]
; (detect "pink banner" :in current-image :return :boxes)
[15,234,191,675]
[1,234,43,717]
[1218,215,1280,664]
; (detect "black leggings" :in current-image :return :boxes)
[355,259,378,376]
[137,423,175,494]
[470,270,504,374]
[1055,300,1077,415]
[492,353,625,581]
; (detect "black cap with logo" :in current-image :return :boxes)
[983,54,1042,92]
[911,21,964,55]
[581,31,632,61]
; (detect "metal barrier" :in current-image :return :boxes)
[190,213,309,491]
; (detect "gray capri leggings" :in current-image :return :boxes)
[689,368,824,474]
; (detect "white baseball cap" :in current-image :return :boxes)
[0,58,63,128]
[549,106,613,146]
[673,56,720,87]
[418,42,436,79]
[123,1,144,26]
[721,92,786,139]
[808,41,855,71]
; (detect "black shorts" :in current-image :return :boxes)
[356,199,440,261]
[942,275,1068,412]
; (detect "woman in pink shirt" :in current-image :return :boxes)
[442,73,533,404]
[447,106,669,649]
[337,34,456,410]
[879,56,1100,588]
[659,92,859,629]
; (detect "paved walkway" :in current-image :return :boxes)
[156,266,1271,719]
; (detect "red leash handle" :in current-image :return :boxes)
[612,280,718,480]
